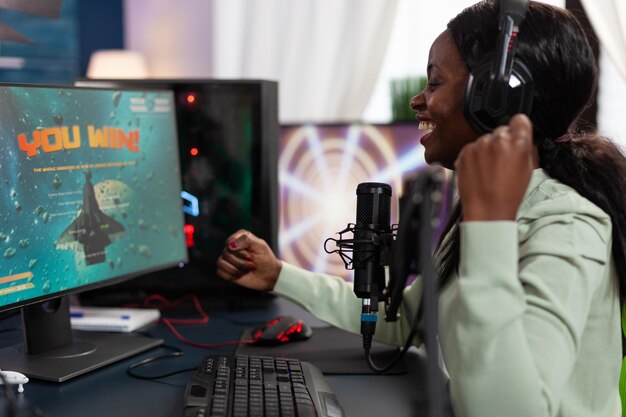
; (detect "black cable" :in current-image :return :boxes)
[363,302,422,374]
[126,344,196,380]
[362,256,427,375]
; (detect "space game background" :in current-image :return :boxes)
[0,85,187,307]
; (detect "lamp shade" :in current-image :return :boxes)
[86,50,149,79]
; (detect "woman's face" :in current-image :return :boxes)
[410,30,479,169]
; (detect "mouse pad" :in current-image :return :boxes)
[236,326,408,375]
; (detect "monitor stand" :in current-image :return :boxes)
[0,296,163,382]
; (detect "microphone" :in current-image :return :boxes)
[325,168,452,400]
[353,182,392,300]
[324,182,395,339]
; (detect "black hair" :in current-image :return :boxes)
[438,0,626,302]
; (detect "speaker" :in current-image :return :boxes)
[463,0,534,134]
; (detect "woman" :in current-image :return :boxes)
[217,2,626,416]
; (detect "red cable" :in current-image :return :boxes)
[129,293,257,348]
[161,318,256,348]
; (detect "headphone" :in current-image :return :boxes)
[463,0,534,134]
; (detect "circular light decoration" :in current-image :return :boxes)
[279,123,427,281]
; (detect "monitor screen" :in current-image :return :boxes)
[0,83,187,381]
[74,79,279,301]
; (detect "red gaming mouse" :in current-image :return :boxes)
[252,315,313,346]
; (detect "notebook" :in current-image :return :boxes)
[70,306,161,333]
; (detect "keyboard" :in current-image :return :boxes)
[184,354,345,417]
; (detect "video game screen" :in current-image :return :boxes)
[0,85,188,309]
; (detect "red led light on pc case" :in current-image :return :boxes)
[184,224,195,247]
[178,92,199,110]
[190,147,199,156]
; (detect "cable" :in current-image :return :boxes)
[126,344,195,380]
[159,318,256,349]
[128,293,257,348]
[129,293,210,325]
[363,302,422,374]
[124,294,261,382]
[362,269,427,375]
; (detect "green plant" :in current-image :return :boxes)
[390,76,427,122]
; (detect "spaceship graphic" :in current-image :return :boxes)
[56,171,125,265]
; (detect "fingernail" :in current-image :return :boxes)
[248,263,256,271]
[229,241,237,249]
[245,255,252,261]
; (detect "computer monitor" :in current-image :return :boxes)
[0,83,188,382]
[74,79,279,301]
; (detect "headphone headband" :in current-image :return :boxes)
[463,0,534,133]
[492,0,529,85]
[500,0,531,28]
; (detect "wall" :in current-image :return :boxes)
[123,0,213,78]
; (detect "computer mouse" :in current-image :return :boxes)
[252,315,313,346]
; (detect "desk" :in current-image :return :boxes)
[0,296,445,417]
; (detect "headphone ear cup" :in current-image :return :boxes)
[463,59,534,134]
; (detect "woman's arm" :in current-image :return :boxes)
[440,210,613,417]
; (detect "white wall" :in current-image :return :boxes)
[124,0,213,77]
[598,49,626,149]
[363,0,566,122]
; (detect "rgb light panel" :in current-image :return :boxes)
[279,123,426,281]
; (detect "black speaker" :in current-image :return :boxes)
[463,0,534,134]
